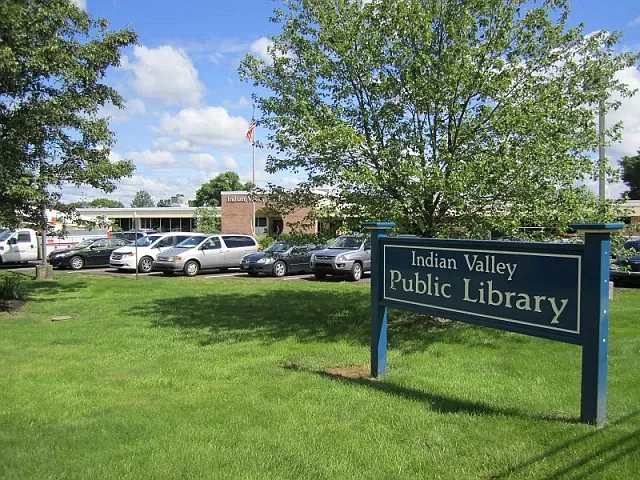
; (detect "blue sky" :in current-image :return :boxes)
[64,0,640,205]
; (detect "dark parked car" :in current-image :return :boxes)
[610,239,640,285]
[240,241,324,277]
[49,237,132,270]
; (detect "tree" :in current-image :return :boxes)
[194,172,254,207]
[0,0,137,231]
[88,198,125,208]
[194,207,221,233]
[131,191,154,208]
[620,150,640,200]
[239,0,638,237]
[157,198,172,207]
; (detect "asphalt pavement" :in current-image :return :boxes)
[1,262,371,283]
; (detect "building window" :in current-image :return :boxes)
[255,217,267,227]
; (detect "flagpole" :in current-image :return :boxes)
[251,104,256,236]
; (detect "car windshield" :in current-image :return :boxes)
[0,230,13,241]
[265,241,291,253]
[73,239,97,249]
[329,236,364,250]
[136,235,162,247]
[176,235,208,248]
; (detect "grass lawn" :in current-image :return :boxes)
[1,272,639,479]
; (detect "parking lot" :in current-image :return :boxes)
[1,262,371,283]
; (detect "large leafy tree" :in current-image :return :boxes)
[88,198,125,208]
[0,0,137,229]
[131,190,154,208]
[194,172,254,207]
[619,150,640,200]
[194,207,221,233]
[240,0,638,237]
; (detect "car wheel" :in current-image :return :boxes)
[183,260,200,277]
[273,260,287,277]
[162,271,175,277]
[349,262,363,281]
[69,256,84,270]
[247,272,259,277]
[314,272,326,280]
[138,256,154,273]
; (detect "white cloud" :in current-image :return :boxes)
[100,98,146,123]
[108,151,123,163]
[70,0,86,10]
[250,37,273,63]
[223,96,253,109]
[128,150,176,167]
[159,106,250,147]
[628,16,640,27]
[207,40,248,64]
[608,66,640,160]
[250,37,293,66]
[122,45,205,106]
[197,170,222,183]
[239,169,270,186]
[222,155,238,169]
[152,137,201,153]
[279,177,302,187]
[188,153,217,168]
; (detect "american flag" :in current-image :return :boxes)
[246,119,256,142]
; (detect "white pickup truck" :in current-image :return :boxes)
[0,228,41,265]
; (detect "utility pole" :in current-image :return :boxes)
[251,104,256,236]
[598,96,606,202]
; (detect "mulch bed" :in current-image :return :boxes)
[0,299,26,314]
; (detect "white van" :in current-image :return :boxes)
[0,229,40,264]
[109,232,197,273]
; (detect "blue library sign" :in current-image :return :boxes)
[364,222,624,426]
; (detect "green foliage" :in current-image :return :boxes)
[194,207,221,233]
[194,172,254,207]
[619,150,640,200]
[240,0,639,237]
[88,198,125,208]
[130,191,154,208]
[0,273,28,301]
[257,232,335,250]
[156,199,172,207]
[279,232,334,246]
[0,0,138,228]
[256,234,276,250]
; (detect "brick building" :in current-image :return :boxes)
[220,190,316,236]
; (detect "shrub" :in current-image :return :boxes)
[1,273,28,301]
[278,232,335,247]
[257,235,276,250]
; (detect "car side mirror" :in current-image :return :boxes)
[8,238,17,245]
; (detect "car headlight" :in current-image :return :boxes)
[162,256,181,262]
[336,254,352,262]
[257,257,275,264]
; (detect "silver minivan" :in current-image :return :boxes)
[153,233,259,276]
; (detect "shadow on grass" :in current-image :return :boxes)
[284,362,583,424]
[135,290,532,352]
[490,410,640,479]
[26,274,89,299]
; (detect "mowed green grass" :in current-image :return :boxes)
[0,272,638,480]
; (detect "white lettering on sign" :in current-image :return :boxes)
[226,196,247,203]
